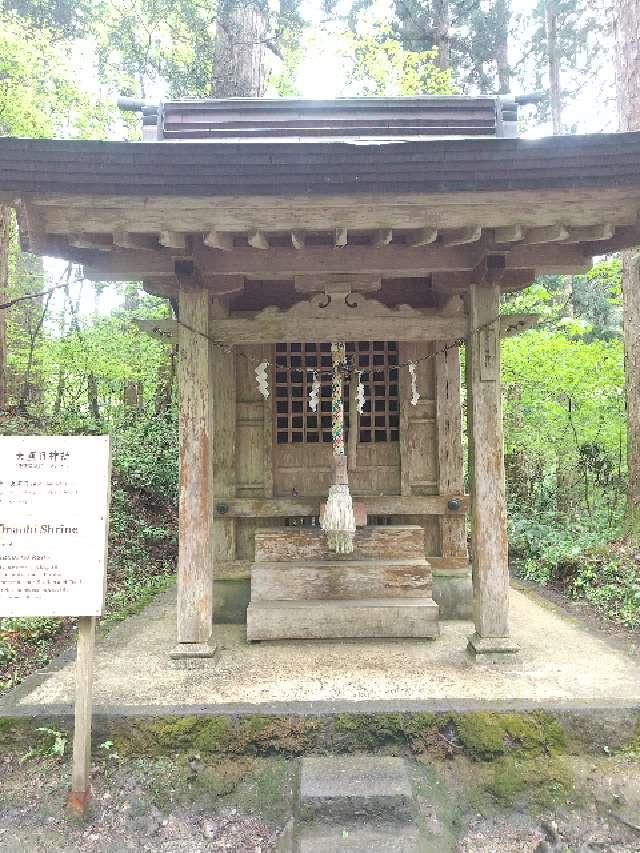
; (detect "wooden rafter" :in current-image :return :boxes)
[204,230,234,251]
[407,226,438,247]
[159,231,186,250]
[82,239,591,283]
[248,228,269,249]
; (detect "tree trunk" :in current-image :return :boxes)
[432,0,450,71]
[546,1,562,134]
[614,0,640,537]
[155,344,177,414]
[87,373,102,429]
[0,205,10,411]
[211,0,268,97]
[123,288,144,415]
[495,0,510,94]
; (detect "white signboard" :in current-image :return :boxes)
[0,436,111,617]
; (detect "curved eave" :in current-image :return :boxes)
[1,132,640,197]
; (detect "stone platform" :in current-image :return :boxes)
[2,583,640,716]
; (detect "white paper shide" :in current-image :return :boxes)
[0,436,111,618]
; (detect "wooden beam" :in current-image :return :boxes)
[372,228,393,247]
[210,495,468,517]
[203,274,246,294]
[177,280,212,644]
[112,231,158,250]
[407,226,438,247]
[565,223,615,243]
[466,282,518,655]
[69,233,112,252]
[134,318,177,341]
[582,223,640,255]
[499,313,539,336]
[441,226,482,246]
[81,239,592,284]
[334,227,348,247]
[432,268,536,291]
[208,313,467,345]
[494,224,523,243]
[506,243,590,274]
[248,228,269,250]
[192,242,487,277]
[525,224,569,243]
[294,274,381,293]
[204,230,234,251]
[291,230,306,250]
[14,201,48,254]
[160,231,186,250]
[143,278,178,299]
[83,250,175,280]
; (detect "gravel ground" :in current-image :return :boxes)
[0,752,291,853]
[7,584,640,713]
[3,749,640,852]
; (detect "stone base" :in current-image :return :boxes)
[431,570,473,620]
[467,632,520,662]
[298,755,412,820]
[297,825,421,852]
[213,578,250,624]
[247,598,439,641]
[169,641,217,660]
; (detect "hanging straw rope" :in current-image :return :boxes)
[321,342,356,554]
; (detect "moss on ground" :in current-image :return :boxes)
[485,754,574,809]
[450,712,566,761]
[3,709,637,766]
[110,714,321,758]
[0,717,43,752]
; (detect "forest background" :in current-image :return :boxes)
[0,0,636,688]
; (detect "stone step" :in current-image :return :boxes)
[251,560,432,601]
[254,526,425,563]
[246,598,439,641]
[296,825,421,853]
[298,756,413,821]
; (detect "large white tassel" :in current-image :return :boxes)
[323,483,356,554]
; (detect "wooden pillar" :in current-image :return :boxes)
[465,283,519,658]
[434,343,471,619]
[435,344,467,559]
[176,281,213,647]
[209,297,236,568]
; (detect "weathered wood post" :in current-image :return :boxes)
[465,283,519,659]
[434,343,471,618]
[68,616,96,816]
[209,297,236,572]
[175,279,214,651]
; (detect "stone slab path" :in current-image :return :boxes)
[290,756,423,853]
[3,584,640,714]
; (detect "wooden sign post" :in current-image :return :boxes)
[0,436,111,817]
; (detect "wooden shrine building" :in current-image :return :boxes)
[3,96,640,659]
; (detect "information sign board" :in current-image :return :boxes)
[0,436,111,617]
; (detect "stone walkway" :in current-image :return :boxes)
[288,756,423,852]
[3,584,640,715]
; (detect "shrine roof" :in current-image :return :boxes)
[1,130,640,197]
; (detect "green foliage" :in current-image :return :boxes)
[20,727,68,762]
[521,540,640,629]
[345,24,454,95]
[94,0,303,99]
[0,11,114,138]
